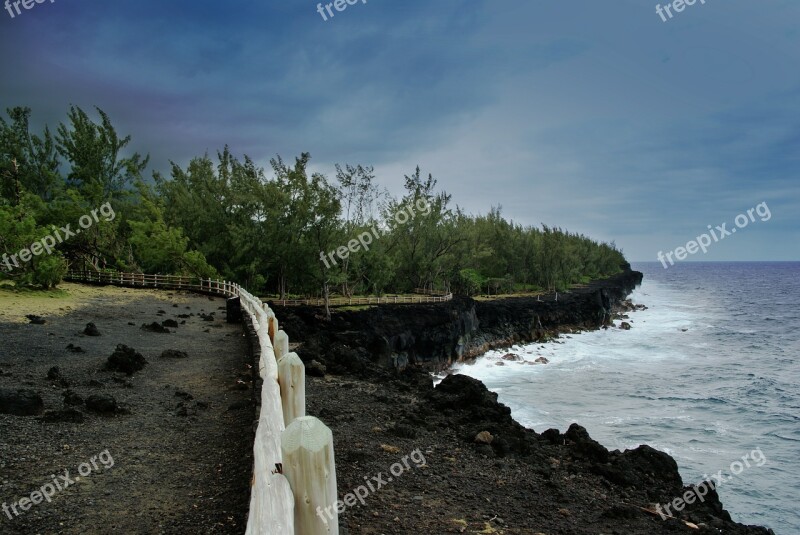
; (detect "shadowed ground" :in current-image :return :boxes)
[0,285,254,534]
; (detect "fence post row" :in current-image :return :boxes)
[62,269,336,534]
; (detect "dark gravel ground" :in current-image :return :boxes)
[0,286,254,535]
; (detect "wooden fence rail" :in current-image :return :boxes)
[269,293,453,307]
[64,269,337,534]
[412,287,449,297]
[64,271,453,308]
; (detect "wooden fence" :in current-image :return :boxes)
[64,270,452,308]
[412,287,449,297]
[64,270,236,295]
[64,270,338,534]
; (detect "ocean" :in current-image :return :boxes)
[448,262,800,533]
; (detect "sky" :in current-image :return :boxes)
[1,0,798,262]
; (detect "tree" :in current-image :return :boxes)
[306,173,343,320]
[127,181,216,277]
[0,107,61,202]
[387,166,459,290]
[56,106,148,206]
[335,163,384,296]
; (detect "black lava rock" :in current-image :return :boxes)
[85,394,118,414]
[62,390,83,406]
[160,349,188,359]
[141,322,170,333]
[105,344,148,375]
[26,315,46,324]
[0,388,45,416]
[41,408,84,423]
[83,322,101,336]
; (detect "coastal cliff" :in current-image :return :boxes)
[276,266,643,374]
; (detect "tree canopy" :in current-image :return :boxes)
[1,106,627,296]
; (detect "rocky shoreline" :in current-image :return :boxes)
[275,265,644,374]
[275,267,775,534]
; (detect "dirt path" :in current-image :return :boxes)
[0,286,254,534]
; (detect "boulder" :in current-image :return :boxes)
[474,431,494,444]
[141,322,170,333]
[83,322,101,336]
[391,424,418,439]
[105,344,148,375]
[62,390,83,406]
[46,366,69,387]
[226,297,242,324]
[0,388,44,416]
[306,360,327,378]
[41,408,84,423]
[565,423,610,463]
[429,374,512,423]
[85,394,118,414]
[160,349,188,359]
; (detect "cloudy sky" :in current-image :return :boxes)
[1,0,797,261]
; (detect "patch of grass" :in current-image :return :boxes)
[260,292,437,301]
[0,282,70,299]
[380,444,401,454]
[473,291,545,301]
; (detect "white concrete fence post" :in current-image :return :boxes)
[277,352,306,426]
[274,330,289,361]
[281,416,338,535]
[269,315,278,344]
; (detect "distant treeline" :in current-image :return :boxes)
[0,106,626,300]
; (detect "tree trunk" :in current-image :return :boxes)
[323,281,331,322]
[279,269,287,300]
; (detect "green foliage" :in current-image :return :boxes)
[56,106,148,205]
[128,183,217,278]
[0,107,61,202]
[455,268,485,296]
[0,194,67,288]
[1,105,628,295]
[30,255,67,289]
